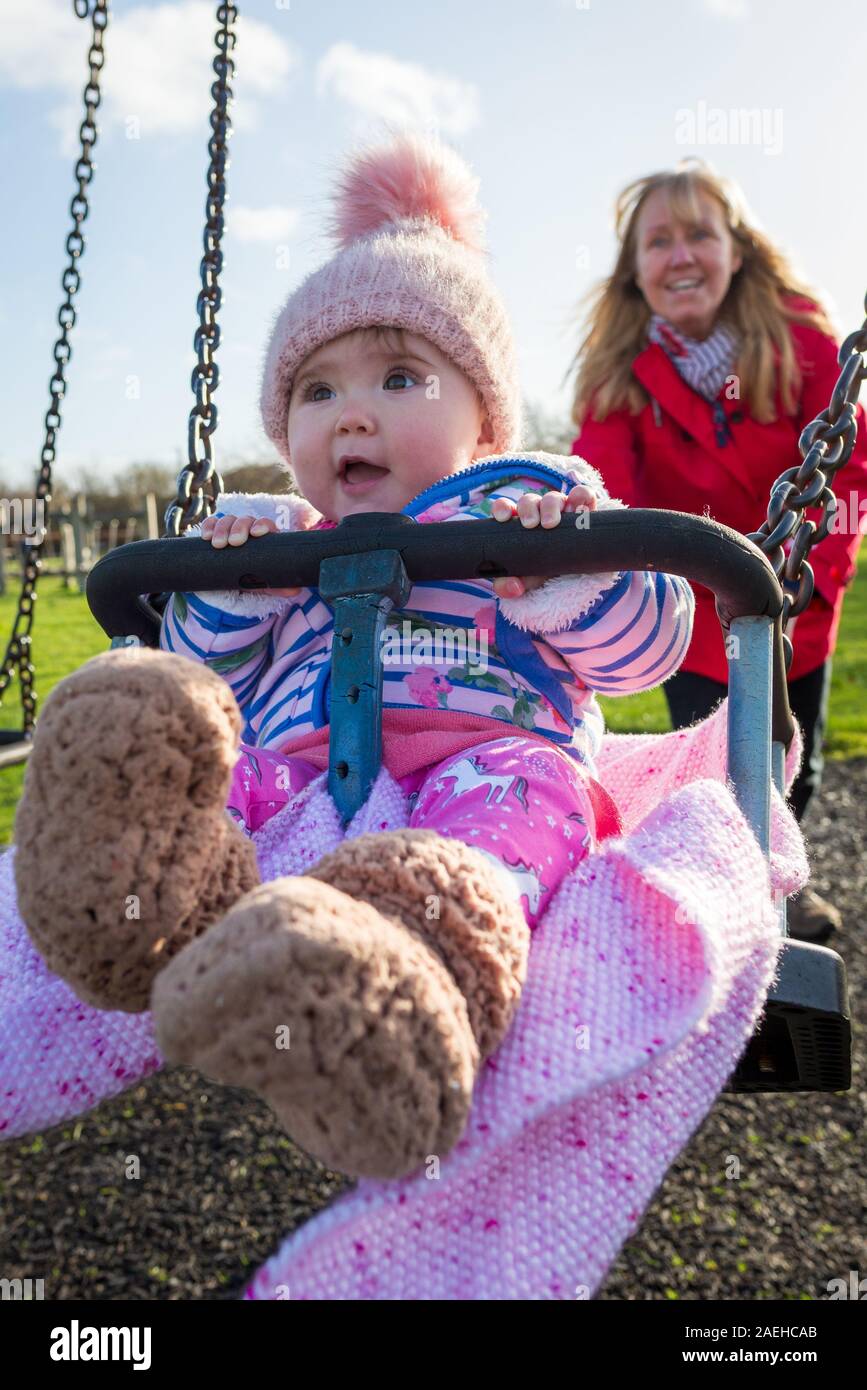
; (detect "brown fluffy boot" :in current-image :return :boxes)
[152,829,530,1180]
[309,830,530,1062]
[13,646,261,1012]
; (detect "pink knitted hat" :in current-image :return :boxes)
[259,136,522,466]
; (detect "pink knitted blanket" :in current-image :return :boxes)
[0,702,808,1299]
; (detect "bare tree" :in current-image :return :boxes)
[521,399,576,456]
[221,462,298,496]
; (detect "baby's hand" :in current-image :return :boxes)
[491,484,597,597]
[199,514,301,597]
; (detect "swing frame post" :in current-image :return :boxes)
[726,613,791,938]
[726,615,774,859]
[723,617,850,1090]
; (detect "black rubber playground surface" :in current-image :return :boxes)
[1,759,863,1301]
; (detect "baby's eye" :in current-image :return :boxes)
[384,369,418,391]
[305,383,333,402]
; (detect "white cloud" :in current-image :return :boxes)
[229,206,300,243]
[316,42,480,137]
[0,0,299,158]
[704,0,750,17]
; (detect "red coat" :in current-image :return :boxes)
[571,312,867,683]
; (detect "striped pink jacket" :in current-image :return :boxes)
[158,451,695,774]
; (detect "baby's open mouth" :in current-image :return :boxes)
[341,459,390,485]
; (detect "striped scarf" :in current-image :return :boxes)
[647,314,739,401]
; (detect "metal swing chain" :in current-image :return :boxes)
[745,291,867,671]
[0,0,108,740]
[163,2,237,538]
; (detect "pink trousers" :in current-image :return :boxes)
[227,736,598,929]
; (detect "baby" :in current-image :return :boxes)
[200,321,608,865]
[14,137,694,1181]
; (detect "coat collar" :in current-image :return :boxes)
[632,342,756,498]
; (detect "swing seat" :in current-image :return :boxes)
[724,938,850,1092]
[0,732,32,770]
[82,506,850,1099]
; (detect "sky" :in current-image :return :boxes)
[1,0,865,492]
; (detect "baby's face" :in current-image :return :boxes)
[286,328,493,520]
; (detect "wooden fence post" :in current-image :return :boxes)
[61,520,77,592]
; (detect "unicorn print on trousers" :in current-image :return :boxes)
[566,809,593,852]
[473,847,548,920]
[435,754,529,812]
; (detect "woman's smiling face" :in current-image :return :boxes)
[286,327,493,521]
[633,186,742,340]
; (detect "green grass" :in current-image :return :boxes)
[0,578,106,846]
[817,539,867,757]
[598,537,867,758]
[0,541,863,845]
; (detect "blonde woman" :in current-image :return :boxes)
[568,161,867,942]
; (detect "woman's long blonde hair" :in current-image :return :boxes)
[569,161,835,428]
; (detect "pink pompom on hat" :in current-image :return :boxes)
[259,135,522,467]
